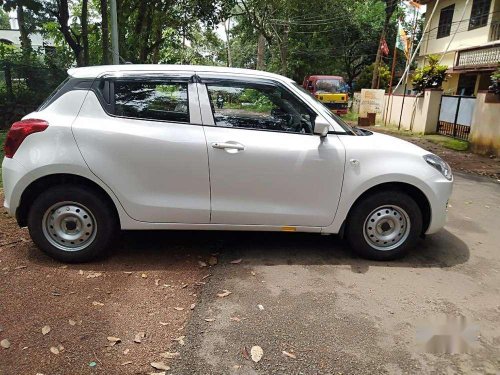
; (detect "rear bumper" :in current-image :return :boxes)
[2,157,27,217]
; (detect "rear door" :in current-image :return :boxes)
[72,72,211,223]
[197,75,345,227]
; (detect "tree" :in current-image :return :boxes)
[41,0,88,66]
[371,0,398,88]
[0,8,10,29]
[489,64,500,95]
[239,0,292,75]
[0,0,42,56]
[356,63,391,91]
[100,0,110,64]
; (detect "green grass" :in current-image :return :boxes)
[0,130,6,187]
[375,125,469,152]
[423,134,469,151]
[342,110,359,123]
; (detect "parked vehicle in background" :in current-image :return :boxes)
[2,65,453,263]
[303,75,349,115]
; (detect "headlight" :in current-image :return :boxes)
[423,154,452,180]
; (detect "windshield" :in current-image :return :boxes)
[292,82,354,134]
[315,78,347,93]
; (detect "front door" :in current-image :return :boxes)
[73,73,211,223]
[199,77,345,227]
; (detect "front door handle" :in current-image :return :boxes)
[211,142,245,151]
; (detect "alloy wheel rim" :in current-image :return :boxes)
[42,201,97,252]
[363,205,411,251]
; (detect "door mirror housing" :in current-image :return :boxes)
[313,117,330,137]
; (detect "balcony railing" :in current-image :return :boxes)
[455,43,500,69]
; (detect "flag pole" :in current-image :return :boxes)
[388,46,397,95]
[398,6,418,131]
[384,45,398,126]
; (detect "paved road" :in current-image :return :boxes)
[173,173,500,374]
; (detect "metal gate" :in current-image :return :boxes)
[437,95,476,140]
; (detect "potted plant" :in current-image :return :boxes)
[411,55,448,94]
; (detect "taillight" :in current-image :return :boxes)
[4,119,49,158]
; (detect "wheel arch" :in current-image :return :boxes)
[342,182,431,236]
[16,173,120,228]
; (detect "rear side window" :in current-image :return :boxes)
[114,81,189,123]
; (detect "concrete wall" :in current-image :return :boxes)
[469,92,500,157]
[442,73,460,94]
[382,90,442,133]
[383,95,419,130]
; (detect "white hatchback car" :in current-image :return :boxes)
[2,65,453,262]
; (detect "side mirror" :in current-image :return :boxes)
[313,117,330,137]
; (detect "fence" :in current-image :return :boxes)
[437,95,476,140]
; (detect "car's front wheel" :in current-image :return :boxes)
[28,185,117,263]
[345,190,422,260]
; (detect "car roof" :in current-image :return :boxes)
[68,64,295,83]
[307,75,343,80]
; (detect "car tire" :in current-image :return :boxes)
[345,190,422,260]
[27,184,117,263]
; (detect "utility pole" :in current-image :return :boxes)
[110,0,119,64]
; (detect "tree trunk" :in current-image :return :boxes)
[4,62,14,101]
[57,0,84,66]
[256,33,265,70]
[81,0,89,66]
[150,14,164,64]
[100,0,110,64]
[16,5,31,56]
[371,28,385,89]
[139,4,153,62]
[117,0,127,61]
[279,22,289,76]
[224,18,232,67]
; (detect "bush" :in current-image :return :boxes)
[411,55,448,94]
[0,43,67,128]
[489,64,500,95]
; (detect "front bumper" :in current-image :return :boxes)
[2,157,27,217]
[425,175,453,234]
[322,102,348,115]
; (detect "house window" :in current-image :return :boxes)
[437,5,455,38]
[468,0,491,30]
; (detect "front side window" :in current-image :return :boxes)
[114,80,189,122]
[206,81,315,134]
[437,4,455,38]
[468,0,491,30]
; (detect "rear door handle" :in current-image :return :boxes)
[211,142,245,151]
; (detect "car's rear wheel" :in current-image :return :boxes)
[345,190,422,260]
[28,185,116,263]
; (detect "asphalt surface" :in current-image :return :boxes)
[171,173,500,375]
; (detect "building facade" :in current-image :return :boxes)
[0,29,54,53]
[419,0,499,96]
